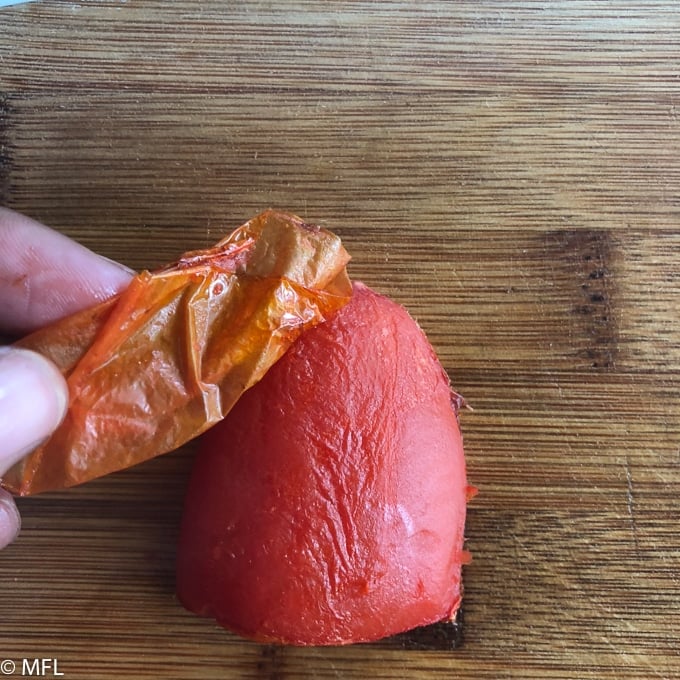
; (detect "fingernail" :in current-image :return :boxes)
[0,348,68,473]
[0,489,21,548]
[97,254,137,277]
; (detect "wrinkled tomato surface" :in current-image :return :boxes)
[176,283,469,645]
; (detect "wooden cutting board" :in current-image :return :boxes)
[1,2,678,678]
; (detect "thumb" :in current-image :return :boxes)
[0,348,68,548]
[0,347,68,470]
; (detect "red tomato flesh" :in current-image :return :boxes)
[176,282,469,645]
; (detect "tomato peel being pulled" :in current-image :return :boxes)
[176,283,469,645]
[1,210,351,496]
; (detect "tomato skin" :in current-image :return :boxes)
[176,283,468,645]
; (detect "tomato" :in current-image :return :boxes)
[176,283,469,645]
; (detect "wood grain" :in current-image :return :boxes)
[1,2,679,679]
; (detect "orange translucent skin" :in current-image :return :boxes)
[1,210,351,496]
[176,283,469,645]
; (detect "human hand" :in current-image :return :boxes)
[0,207,133,548]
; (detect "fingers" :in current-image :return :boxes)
[0,347,68,467]
[0,209,132,548]
[0,488,21,551]
[0,207,134,335]
[0,347,69,548]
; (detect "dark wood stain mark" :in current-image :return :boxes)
[375,608,464,651]
[257,644,285,680]
[253,611,463,663]
[546,230,618,371]
[0,93,12,204]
